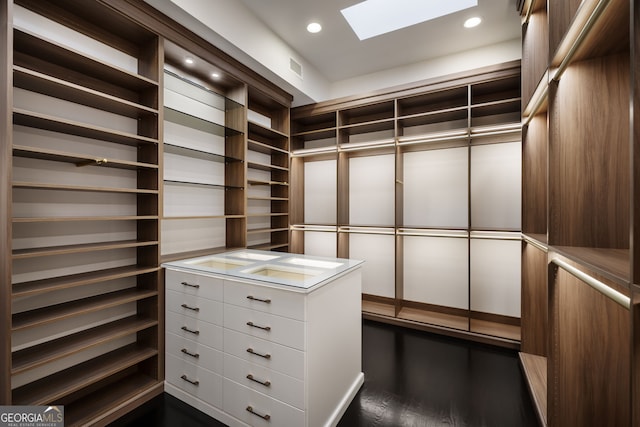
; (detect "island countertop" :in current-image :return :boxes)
[162,249,364,292]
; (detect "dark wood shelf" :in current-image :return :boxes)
[12,239,159,259]
[12,288,158,331]
[13,145,158,170]
[14,66,158,119]
[12,315,158,375]
[247,227,288,234]
[246,212,288,218]
[247,161,288,172]
[248,120,288,139]
[248,179,289,186]
[13,109,159,146]
[13,181,158,194]
[12,343,158,405]
[13,215,158,223]
[551,246,630,287]
[63,374,161,427]
[248,196,288,201]
[13,28,158,92]
[12,265,160,298]
[519,352,548,427]
[248,138,289,155]
[247,242,289,251]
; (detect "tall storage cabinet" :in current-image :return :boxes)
[291,61,523,347]
[519,0,638,425]
[4,0,163,424]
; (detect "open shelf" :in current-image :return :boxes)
[13,215,158,223]
[519,353,548,427]
[13,145,158,170]
[13,181,158,194]
[12,288,157,332]
[13,28,158,104]
[12,239,159,259]
[248,120,288,139]
[12,265,160,298]
[13,109,159,146]
[247,161,288,172]
[14,66,158,119]
[164,143,241,163]
[12,343,158,405]
[12,315,158,375]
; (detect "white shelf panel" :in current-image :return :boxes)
[349,233,395,299]
[349,154,395,226]
[470,141,522,230]
[304,159,337,224]
[403,147,468,228]
[403,235,469,310]
[470,238,521,317]
[304,231,337,258]
[161,218,226,257]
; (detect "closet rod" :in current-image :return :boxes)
[552,0,611,82]
[551,257,630,309]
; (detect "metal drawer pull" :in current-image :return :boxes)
[246,374,271,387]
[180,374,199,386]
[181,348,200,358]
[246,348,271,359]
[246,406,270,421]
[181,281,200,289]
[246,321,271,331]
[247,295,271,304]
[181,303,200,312]
[181,326,200,335]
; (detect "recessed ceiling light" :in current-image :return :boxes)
[307,22,322,33]
[184,57,194,65]
[464,16,482,28]
[341,0,478,40]
[211,72,221,79]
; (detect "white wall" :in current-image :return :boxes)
[144,1,521,106]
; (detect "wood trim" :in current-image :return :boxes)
[519,352,547,427]
[98,0,292,107]
[0,0,12,405]
[292,60,521,115]
[363,313,520,350]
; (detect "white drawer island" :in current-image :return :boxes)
[162,250,364,427]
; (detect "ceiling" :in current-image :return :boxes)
[237,0,522,83]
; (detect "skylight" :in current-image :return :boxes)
[341,0,478,40]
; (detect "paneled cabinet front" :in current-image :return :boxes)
[164,265,363,427]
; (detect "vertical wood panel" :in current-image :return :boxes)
[548,54,630,249]
[522,113,547,239]
[548,0,581,61]
[522,9,548,107]
[521,242,547,356]
[549,266,630,427]
[0,0,12,406]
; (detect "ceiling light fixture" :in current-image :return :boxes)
[184,57,194,65]
[307,22,322,33]
[211,72,221,79]
[464,16,482,28]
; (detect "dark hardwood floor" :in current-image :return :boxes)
[110,320,538,427]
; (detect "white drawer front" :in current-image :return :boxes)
[166,353,223,408]
[224,280,305,321]
[166,310,223,351]
[166,269,223,301]
[166,289,223,325]
[224,304,305,350]
[223,378,305,427]
[223,329,305,380]
[223,353,304,410]
[165,331,223,374]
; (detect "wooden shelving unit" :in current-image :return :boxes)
[519,0,637,425]
[291,61,522,348]
[1,1,293,424]
[3,0,163,424]
[246,87,290,252]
